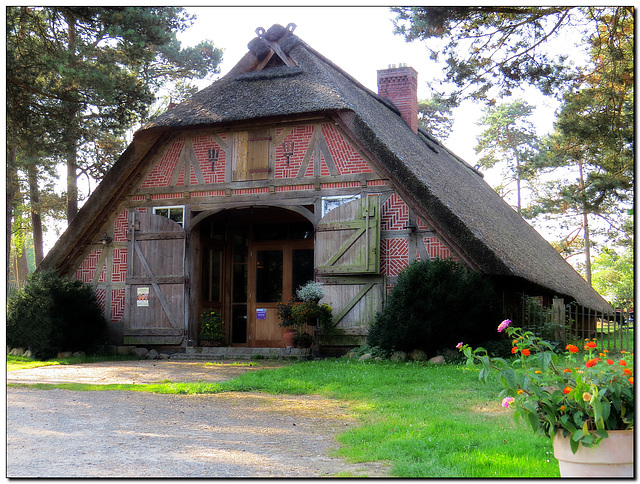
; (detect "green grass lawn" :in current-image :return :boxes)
[7,356,560,477]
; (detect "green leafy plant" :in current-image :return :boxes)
[199,310,225,342]
[368,258,501,355]
[458,319,634,453]
[6,271,107,360]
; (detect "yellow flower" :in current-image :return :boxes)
[535,370,542,374]
[517,389,524,395]
[582,392,592,402]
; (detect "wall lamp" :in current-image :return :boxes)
[100,233,113,245]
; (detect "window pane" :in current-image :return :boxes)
[201,248,222,302]
[233,264,247,303]
[169,208,184,225]
[155,208,169,218]
[292,249,314,298]
[256,250,283,302]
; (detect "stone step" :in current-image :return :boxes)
[170,346,311,360]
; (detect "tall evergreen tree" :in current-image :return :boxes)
[6,7,223,283]
[474,100,540,214]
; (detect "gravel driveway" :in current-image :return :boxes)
[7,360,390,478]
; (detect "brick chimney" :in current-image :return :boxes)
[377,64,418,133]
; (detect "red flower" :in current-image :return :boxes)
[606,359,614,365]
[586,358,600,368]
[511,347,518,354]
[563,386,572,394]
[623,368,632,376]
[619,360,627,366]
[565,344,579,353]
[584,341,597,350]
[522,349,531,356]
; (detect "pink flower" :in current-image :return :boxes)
[456,342,464,349]
[497,319,512,333]
[501,397,515,408]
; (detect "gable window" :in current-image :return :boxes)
[153,206,185,227]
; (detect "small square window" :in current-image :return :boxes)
[153,206,185,227]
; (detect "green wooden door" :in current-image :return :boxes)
[315,195,383,339]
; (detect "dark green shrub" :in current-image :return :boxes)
[367,258,501,356]
[6,271,107,360]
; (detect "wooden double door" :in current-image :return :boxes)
[199,208,314,347]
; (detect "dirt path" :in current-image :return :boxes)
[7,360,390,478]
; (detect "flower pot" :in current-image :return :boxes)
[283,329,296,348]
[553,430,634,478]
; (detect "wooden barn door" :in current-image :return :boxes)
[316,195,383,335]
[124,211,186,345]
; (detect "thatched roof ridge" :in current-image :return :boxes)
[40,24,609,311]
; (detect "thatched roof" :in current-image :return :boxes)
[40,24,609,311]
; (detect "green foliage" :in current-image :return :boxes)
[591,246,634,307]
[6,271,107,360]
[417,97,453,140]
[198,310,225,342]
[460,322,634,451]
[475,99,541,213]
[367,258,501,355]
[392,6,583,105]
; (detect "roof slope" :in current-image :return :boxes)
[41,24,609,311]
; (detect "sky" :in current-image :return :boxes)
[176,6,563,168]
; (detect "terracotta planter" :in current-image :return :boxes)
[553,430,634,478]
[283,329,296,348]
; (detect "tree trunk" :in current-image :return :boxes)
[28,163,44,265]
[578,159,592,285]
[64,10,79,223]
[12,241,30,288]
[66,145,78,222]
[7,145,18,292]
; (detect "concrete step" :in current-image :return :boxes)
[170,346,311,360]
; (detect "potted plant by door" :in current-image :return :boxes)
[199,310,225,346]
[457,319,634,477]
[276,298,299,348]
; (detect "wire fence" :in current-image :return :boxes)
[518,296,634,354]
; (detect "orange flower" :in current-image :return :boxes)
[517,389,524,394]
[566,344,579,353]
[560,405,567,412]
[534,370,542,374]
[563,368,572,373]
[629,377,634,385]
[563,386,572,394]
[623,368,632,375]
[584,341,597,350]
[522,349,531,356]
[511,347,518,354]
[606,359,614,365]
[619,360,627,366]
[586,358,600,368]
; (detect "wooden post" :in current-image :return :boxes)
[553,298,566,344]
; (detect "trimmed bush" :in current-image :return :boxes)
[367,258,501,356]
[6,271,107,360]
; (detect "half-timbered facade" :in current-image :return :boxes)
[40,23,609,351]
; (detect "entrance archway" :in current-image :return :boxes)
[193,207,314,347]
